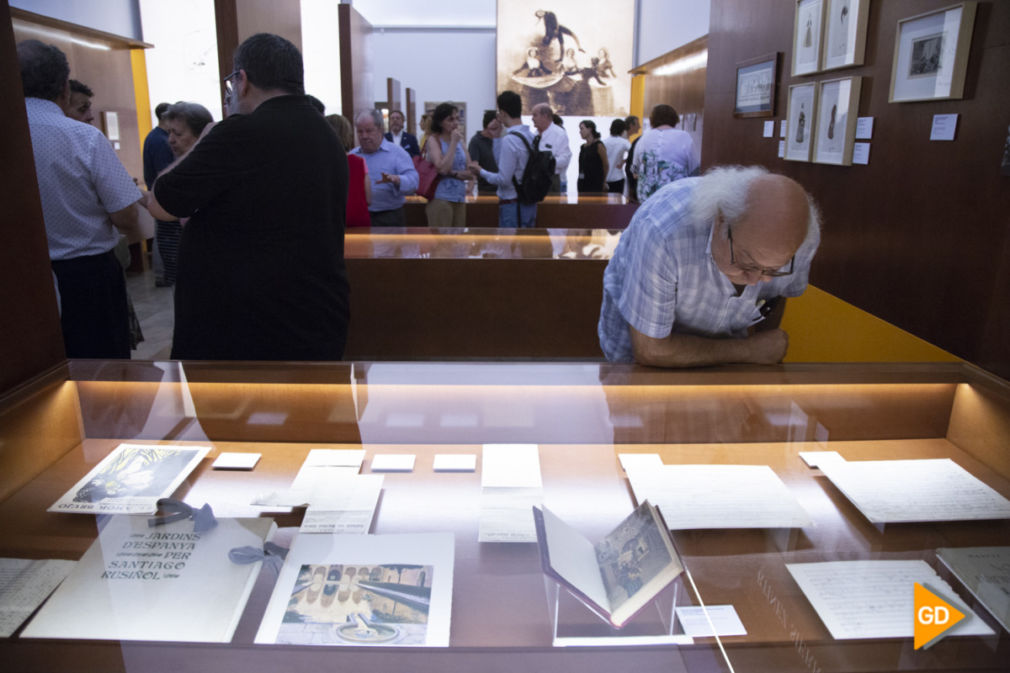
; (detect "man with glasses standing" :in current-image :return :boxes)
[145,33,350,361]
[598,166,820,366]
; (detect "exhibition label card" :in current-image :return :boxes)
[255,532,455,647]
[626,464,812,529]
[852,142,871,164]
[299,474,385,534]
[49,443,210,515]
[433,454,477,472]
[0,558,76,637]
[855,116,874,139]
[370,454,416,472]
[212,452,261,470]
[303,448,365,468]
[817,458,1010,523]
[675,605,747,637]
[930,114,958,141]
[779,120,787,138]
[763,121,775,138]
[936,546,1010,633]
[786,560,994,640]
[22,516,274,642]
[777,140,785,158]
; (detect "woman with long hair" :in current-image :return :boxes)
[577,119,608,194]
[326,114,371,227]
[423,103,471,227]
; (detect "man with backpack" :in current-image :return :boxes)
[469,90,554,228]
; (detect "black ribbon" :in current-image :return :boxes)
[146,498,218,533]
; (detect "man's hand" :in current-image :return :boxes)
[746,328,789,364]
[378,172,401,186]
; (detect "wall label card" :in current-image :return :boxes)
[763,120,775,138]
[930,114,958,141]
[852,142,871,165]
[855,116,874,139]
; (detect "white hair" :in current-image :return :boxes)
[691,165,821,251]
[354,108,383,129]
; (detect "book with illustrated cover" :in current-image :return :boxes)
[533,501,684,628]
[49,443,210,515]
[21,515,274,642]
[255,532,454,647]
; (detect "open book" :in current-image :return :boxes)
[533,501,683,628]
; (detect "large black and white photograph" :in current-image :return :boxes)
[496,0,634,116]
[889,2,977,102]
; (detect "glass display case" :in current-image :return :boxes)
[2,360,1008,672]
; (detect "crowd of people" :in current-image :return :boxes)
[20,31,819,371]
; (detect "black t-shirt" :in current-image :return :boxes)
[155,95,350,360]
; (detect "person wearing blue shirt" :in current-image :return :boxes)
[470,91,536,228]
[598,166,820,367]
[351,109,419,227]
[383,109,421,158]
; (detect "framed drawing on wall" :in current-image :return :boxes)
[785,82,817,162]
[813,76,861,165]
[889,1,977,102]
[792,0,826,76]
[734,53,778,118]
[821,0,870,71]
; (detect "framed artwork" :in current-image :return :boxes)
[734,53,778,118]
[813,76,861,165]
[821,0,870,71]
[496,0,634,116]
[792,0,826,76]
[785,82,817,162]
[889,2,977,103]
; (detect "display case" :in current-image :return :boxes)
[2,360,1009,672]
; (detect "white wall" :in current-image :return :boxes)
[637,0,710,65]
[369,28,496,143]
[139,0,222,124]
[11,0,142,40]
[301,0,342,115]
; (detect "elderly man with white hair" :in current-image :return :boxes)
[350,108,419,227]
[598,165,821,367]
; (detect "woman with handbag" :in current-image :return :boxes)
[423,102,471,228]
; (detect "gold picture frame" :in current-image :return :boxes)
[821,0,870,71]
[813,76,861,165]
[792,0,826,76]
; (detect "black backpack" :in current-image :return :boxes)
[509,131,556,204]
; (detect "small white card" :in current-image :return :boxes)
[482,444,542,488]
[212,452,261,470]
[799,451,845,468]
[855,116,874,139]
[762,121,774,138]
[930,114,958,141]
[779,120,787,138]
[433,454,477,472]
[370,454,416,472]
[618,453,664,472]
[852,142,871,165]
[676,605,747,637]
[304,448,365,468]
[777,140,785,158]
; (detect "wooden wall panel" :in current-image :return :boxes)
[639,35,707,152]
[704,0,1010,379]
[11,19,142,181]
[1,2,67,393]
[339,3,373,120]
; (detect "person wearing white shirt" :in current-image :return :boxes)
[531,103,571,194]
[602,118,632,194]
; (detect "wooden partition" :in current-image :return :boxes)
[339,3,373,119]
[633,34,707,154]
[703,0,1010,379]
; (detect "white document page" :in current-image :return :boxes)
[540,507,609,611]
[0,558,76,637]
[253,450,365,506]
[299,474,384,534]
[817,458,1010,523]
[479,445,543,542]
[936,546,1010,633]
[481,444,542,488]
[799,451,845,468]
[675,605,747,637]
[626,464,812,529]
[618,453,664,472]
[787,560,995,640]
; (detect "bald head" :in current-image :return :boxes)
[737,174,809,255]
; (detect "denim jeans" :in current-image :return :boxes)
[498,202,537,228]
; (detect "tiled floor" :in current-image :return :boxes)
[126,269,174,360]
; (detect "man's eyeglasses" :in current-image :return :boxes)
[727,223,794,277]
[223,69,240,94]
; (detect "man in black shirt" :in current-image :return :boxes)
[146,33,349,361]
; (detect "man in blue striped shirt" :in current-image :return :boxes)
[598,166,820,367]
